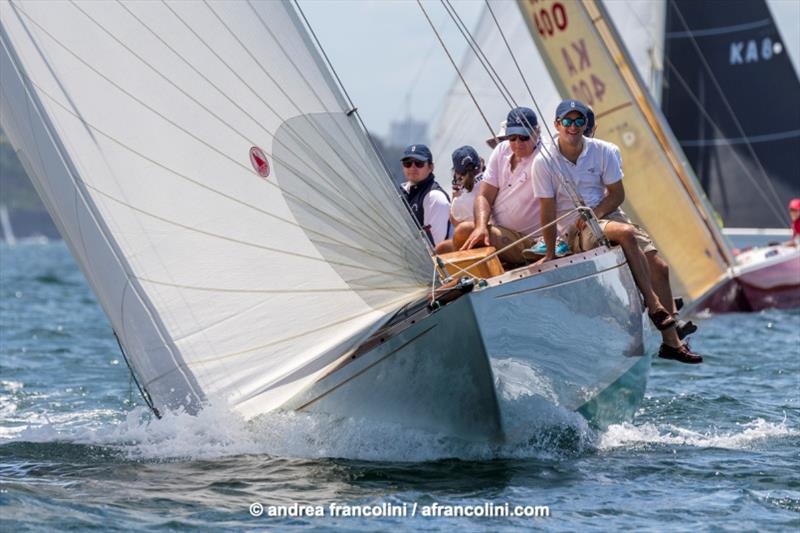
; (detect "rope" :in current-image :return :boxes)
[434,206,593,286]
[416,0,495,136]
[483,1,588,213]
[441,0,517,111]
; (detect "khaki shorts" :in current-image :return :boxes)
[489,224,536,266]
[567,209,657,255]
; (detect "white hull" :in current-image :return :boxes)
[284,247,658,442]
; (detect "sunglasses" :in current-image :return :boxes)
[560,117,587,128]
[507,135,530,142]
[402,159,428,168]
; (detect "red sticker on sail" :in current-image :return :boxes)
[249,146,270,178]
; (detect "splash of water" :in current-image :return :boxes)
[598,418,798,450]
[3,391,596,463]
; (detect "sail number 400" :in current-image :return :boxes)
[571,75,606,105]
[532,2,568,37]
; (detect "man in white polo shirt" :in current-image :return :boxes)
[455,107,544,266]
[400,143,451,247]
[532,99,702,364]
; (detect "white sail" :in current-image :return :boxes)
[767,0,800,75]
[603,0,666,101]
[0,0,432,418]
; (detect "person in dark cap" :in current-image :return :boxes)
[532,99,703,364]
[455,107,545,265]
[584,106,597,138]
[434,145,484,254]
[400,144,450,247]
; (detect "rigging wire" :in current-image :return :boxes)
[665,0,789,225]
[481,1,589,211]
[416,0,495,137]
[441,0,516,111]
[424,0,604,247]
[291,0,438,258]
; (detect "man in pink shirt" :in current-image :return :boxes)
[455,107,544,265]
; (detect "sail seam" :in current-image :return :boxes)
[136,277,423,294]
[85,183,417,278]
[148,291,426,382]
[175,0,407,238]
[21,1,415,255]
[27,80,417,269]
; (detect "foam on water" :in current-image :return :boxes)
[1,390,598,463]
[5,384,795,463]
[598,418,798,450]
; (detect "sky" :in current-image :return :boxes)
[300,0,484,140]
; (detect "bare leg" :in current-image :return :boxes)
[647,251,676,315]
[604,222,659,310]
[604,222,681,347]
[435,240,455,254]
[452,221,475,250]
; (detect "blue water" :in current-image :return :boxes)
[1,242,798,531]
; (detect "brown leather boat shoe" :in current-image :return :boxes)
[658,343,703,364]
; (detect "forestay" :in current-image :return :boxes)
[0,1,430,418]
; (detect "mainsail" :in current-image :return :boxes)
[0,1,431,418]
[516,0,733,302]
[662,0,800,228]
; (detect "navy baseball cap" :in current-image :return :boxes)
[583,107,595,137]
[505,107,538,136]
[555,99,590,120]
[451,145,480,174]
[401,144,432,162]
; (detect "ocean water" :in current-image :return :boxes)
[1,241,798,531]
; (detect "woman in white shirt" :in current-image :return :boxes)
[434,145,484,254]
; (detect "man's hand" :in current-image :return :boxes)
[576,217,587,231]
[461,225,491,250]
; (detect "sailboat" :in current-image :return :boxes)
[662,0,799,230]
[436,0,799,313]
[0,1,656,440]
[660,0,800,311]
